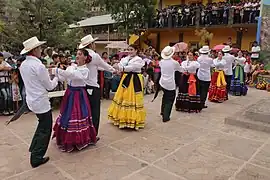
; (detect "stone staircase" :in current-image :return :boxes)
[225,98,270,133]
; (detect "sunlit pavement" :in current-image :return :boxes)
[1,88,270,180]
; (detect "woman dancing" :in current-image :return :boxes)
[208,51,227,103]
[52,49,96,152]
[108,44,146,130]
[175,51,202,113]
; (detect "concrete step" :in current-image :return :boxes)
[244,111,270,124]
[225,116,270,134]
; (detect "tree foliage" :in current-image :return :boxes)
[99,0,156,37]
[1,0,92,53]
[195,28,214,47]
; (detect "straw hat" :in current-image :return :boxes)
[222,45,232,52]
[78,34,99,49]
[199,45,210,54]
[161,46,175,60]
[20,36,46,55]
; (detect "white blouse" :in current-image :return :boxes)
[118,55,145,73]
[181,60,200,74]
[235,57,246,66]
[213,58,226,70]
[57,64,89,87]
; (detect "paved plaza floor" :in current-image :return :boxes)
[1,88,270,180]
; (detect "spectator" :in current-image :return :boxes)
[0,52,12,115]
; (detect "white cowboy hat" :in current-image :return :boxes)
[199,45,210,54]
[222,45,232,52]
[161,46,175,60]
[78,34,99,49]
[20,36,46,55]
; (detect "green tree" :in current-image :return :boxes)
[2,0,91,53]
[99,0,156,40]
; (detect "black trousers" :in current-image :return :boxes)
[29,110,52,166]
[86,85,101,135]
[161,87,176,121]
[225,75,232,98]
[199,80,210,106]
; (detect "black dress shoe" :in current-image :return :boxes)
[31,157,50,168]
[96,137,100,142]
[162,119,170,123]
[203,105,208,109]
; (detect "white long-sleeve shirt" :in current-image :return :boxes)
[159,58,183,90]
[223,53,235,75]
[235,57,246,66]
[118,55,145,73]
[85,48,115,88]
[56,65,89,87]
[20,55,58,114]
[197,54,213,81]
[181,60,200,74]
[213,58,226,70]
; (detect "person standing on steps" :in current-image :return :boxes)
[19,36,59,168]
[78,34,115,140]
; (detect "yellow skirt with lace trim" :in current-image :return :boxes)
[108,73,146,130]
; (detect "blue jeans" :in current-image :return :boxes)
[0,83,11,111]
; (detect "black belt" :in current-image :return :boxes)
[122,72,142,93]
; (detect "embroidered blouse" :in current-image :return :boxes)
[118,55,145,73]
[213,58,226,70]
[181,60,200,74]
[56,64,89,87]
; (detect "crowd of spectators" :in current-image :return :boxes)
[154,0,261,28]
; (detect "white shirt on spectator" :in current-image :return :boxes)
[223,53,235,75]
[159,58,182,90]
[197,54,213,82]
[0,61,11,83]
[85,48,115,88]
[20,55,58,114]
[181,60,200,74]
[251,46,261,59]
[244,62,252,73]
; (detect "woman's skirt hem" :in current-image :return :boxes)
[53,116,97,153]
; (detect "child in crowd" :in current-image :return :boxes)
[143,70,155,95]
[10,69,22,112]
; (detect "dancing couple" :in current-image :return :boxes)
[19,35,115,168]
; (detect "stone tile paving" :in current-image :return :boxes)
[0,88,270,180]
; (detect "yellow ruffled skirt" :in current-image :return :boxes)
[108,73,146,130]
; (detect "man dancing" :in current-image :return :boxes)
[78,35,115,139]
[20,36,59,168]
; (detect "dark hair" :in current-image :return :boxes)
[102,52,107,57]
[187,51,196,56]
[59,53,64,58]
[78,49,92,63]
[129,44,139,53]
[0,52,3,57]
[52,54,59,60]
[218,51,225,56]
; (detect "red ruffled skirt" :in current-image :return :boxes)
[208,71,227,103]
